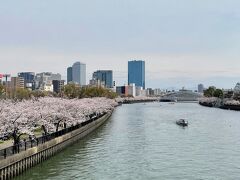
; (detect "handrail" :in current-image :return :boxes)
[0,113,106,160]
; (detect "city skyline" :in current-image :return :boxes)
[1,59,240,90]
[1,1,240,89]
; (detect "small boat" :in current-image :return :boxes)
[176,119,188,127]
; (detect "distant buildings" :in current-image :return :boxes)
[116,86,127,97]
[11,77,24,90]
[18,72,35,89]
[116,60,147,97]
[89,79,105,88]
[161,89,203,102]
[116,84,150,97]
[92,70,113,88]
[198,84,204,93]
[146,88,154,96]
[52,80,65,94]
[128,60,145,89]
[68,62,86,86]
[34,72,61,91]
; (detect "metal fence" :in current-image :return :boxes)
[0,113,105,160]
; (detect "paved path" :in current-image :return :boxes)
[0,140,14,150]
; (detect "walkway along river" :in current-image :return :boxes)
[14,102,240,180]
[0,111,113,180]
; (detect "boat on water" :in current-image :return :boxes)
[176,119,188,127]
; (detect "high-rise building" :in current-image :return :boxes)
[52,80,65,94]
[198,84,204,93]
[72,62,86,86]
[92,70,113,88]
[128,60,145,89]
[11,77,24,90]
[67,67,73,84]
[18,72,35,89]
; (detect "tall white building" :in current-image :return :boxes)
[128,83,136,97]
[72,62,86,86]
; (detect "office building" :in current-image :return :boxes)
[92,70,113,88]
[71,62,86,86]
[18,72,35,90]
[34,72,61,90]
[67,67,73,84]
[128,60,145,89]
[52,80,65,94]
[11,77,24,90]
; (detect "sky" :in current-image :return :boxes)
[1,0,240,90]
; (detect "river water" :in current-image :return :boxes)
[15,102,240,180]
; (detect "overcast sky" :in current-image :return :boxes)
[1,0,240,89]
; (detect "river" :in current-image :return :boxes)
[15,102,240,180]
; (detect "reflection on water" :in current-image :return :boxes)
[15,103,240,180]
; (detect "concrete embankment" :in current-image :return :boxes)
[0,112,112,180]
[199,101,215,108]
[199,101,240,111]
[121,99,158,104]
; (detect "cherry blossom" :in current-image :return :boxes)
[0,97,118,145]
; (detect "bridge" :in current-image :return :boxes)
[160,90,203,102]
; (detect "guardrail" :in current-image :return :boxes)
[0,113,106,160]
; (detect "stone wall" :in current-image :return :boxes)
[0,112,112,180]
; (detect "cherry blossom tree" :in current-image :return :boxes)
[0,97,117,145]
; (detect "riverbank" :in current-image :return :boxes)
[116,97,159,104]
[0,111,113,180]
[199,97,240,111]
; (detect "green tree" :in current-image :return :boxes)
[0,84,4,96]
[31,90,48,98]
[63,85,117,99]
[213,89,223,98]
[204,86,216,97]
[15,88,31,100]
[63,83,80,98]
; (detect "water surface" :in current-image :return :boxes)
[15,103,240,180]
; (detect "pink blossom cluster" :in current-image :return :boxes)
[0,97,117,137]
[198,97,219,104]
[224,100,240,106]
